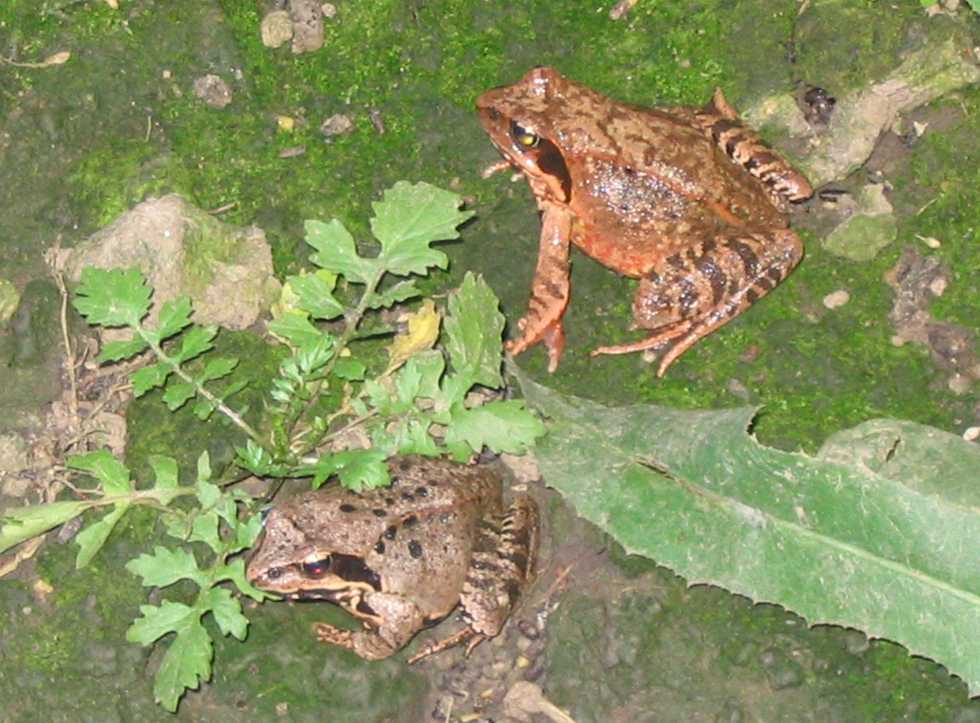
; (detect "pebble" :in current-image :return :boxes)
[260,10,293,48]
[192,74,233,109]
[963,426,979,442]
[822,289,850,309]
[320,113,354,139]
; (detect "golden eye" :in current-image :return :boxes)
[511,121,539,148]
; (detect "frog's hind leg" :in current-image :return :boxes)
[592,229,803,376]
[695,89,813,205]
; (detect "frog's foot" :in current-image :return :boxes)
[408,627,484,664]
[313,620,402,661]
[507,317,566,373]
[597,230,804,377]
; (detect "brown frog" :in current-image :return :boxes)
[246,456,539,661]
[477,67,813,376]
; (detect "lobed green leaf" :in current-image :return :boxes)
[75,504,130,568]
[306,219,377,283]
[73,267,152,328]
[67,450,133,495]
[444,272,504,389]
[126,545,205,588]
[370,181,473,276]
[445,400,545,455]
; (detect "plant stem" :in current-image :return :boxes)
[140,333,264,445]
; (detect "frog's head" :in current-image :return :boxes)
[246,504,382,606]
[476,66,574,203]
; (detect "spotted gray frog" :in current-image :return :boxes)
[246,456,539,661]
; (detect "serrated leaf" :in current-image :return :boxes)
[333,357,366,381]
[192,396,215,420]
[305,218,378,283]
[366,279,421,309]
[267,310,323,348]
[150,455,179,490]
[189,511,220,553]
[391,418,440,456]
[195,480,221,509]
[75,503,130,568]
[300,449,389,492]
[127,600,196,645]
[201,357,238,382]
[216,557,270,602]
[176,325,218,363]
[126,545,205,588]
[204,587,249,640]
[197,451,212,482]
[444,272,504,389]
[73,267,152,327]
[157,297,194,340]
[517,370,980,697]
[151,616,212,712]
[97,335,149,363]
[132,362,171,397]
[388,299,440,370]
[162,381,195,410]
[288,271,345,320]
[0,500,89,555]
[444,400,544,454]
[370,181,472,276]
[67,450,132,495]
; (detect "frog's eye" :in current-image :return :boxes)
[510,121,539,148]
[301,557,332,578]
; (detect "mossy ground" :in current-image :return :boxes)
[0,0,978,720]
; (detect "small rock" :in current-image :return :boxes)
[290,0,325,54]
[320,113,354,139]
[260,10,293,48]
[192,74,233,109]
[322,3,337,19]
[822,289,850,309]
[842,629,870,655]
[948,374,973,395]
[963,426,980,442]
[726,378,750,401]
[928,276,947,296]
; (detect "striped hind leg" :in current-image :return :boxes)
[592,229,804,376]
[694,88,813,205]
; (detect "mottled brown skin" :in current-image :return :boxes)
[246,456,539,661]
[477,66,813,376]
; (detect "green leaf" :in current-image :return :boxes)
[151,616,212,713]
[517,370,980,697]
[267,310,323,348]
[67,450,132,495]
[201,357,238,382]
[132,362,171,397]
[176,325,218,363]
[0,500,89,554]
[366,280,422,309]
[162,381,195,410]
[371,181,473,276]
[333,357,366,380]
[305,218,377,284]
[75,503,130,568]
[126,545,205,588]
[189,512,221,553]
[204,587,249,640]
[97,335,149,363]
[73,267,152,327]
[127,600,196,645]
[301,449,389,492]
[444,272,504,389]
[196,451,212,483]
[149,455,179,489]
[444,400,544,454]
[288,271,345,320]
[216,557,270,602]
[156,297,194,340]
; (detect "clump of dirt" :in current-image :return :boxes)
[885,247,978,393]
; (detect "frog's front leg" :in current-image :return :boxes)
[507,204,572,372]
[592,228,803,376]
[313,592,425,661]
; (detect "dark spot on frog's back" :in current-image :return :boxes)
[408,540,423,559]
[339,503,356,513]
[404,515,418,527]
[415,486,428,497]
[372,508,387,518]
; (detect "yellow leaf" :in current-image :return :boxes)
[388,300,440,369]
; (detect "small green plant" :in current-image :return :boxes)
[0,181,544,712]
